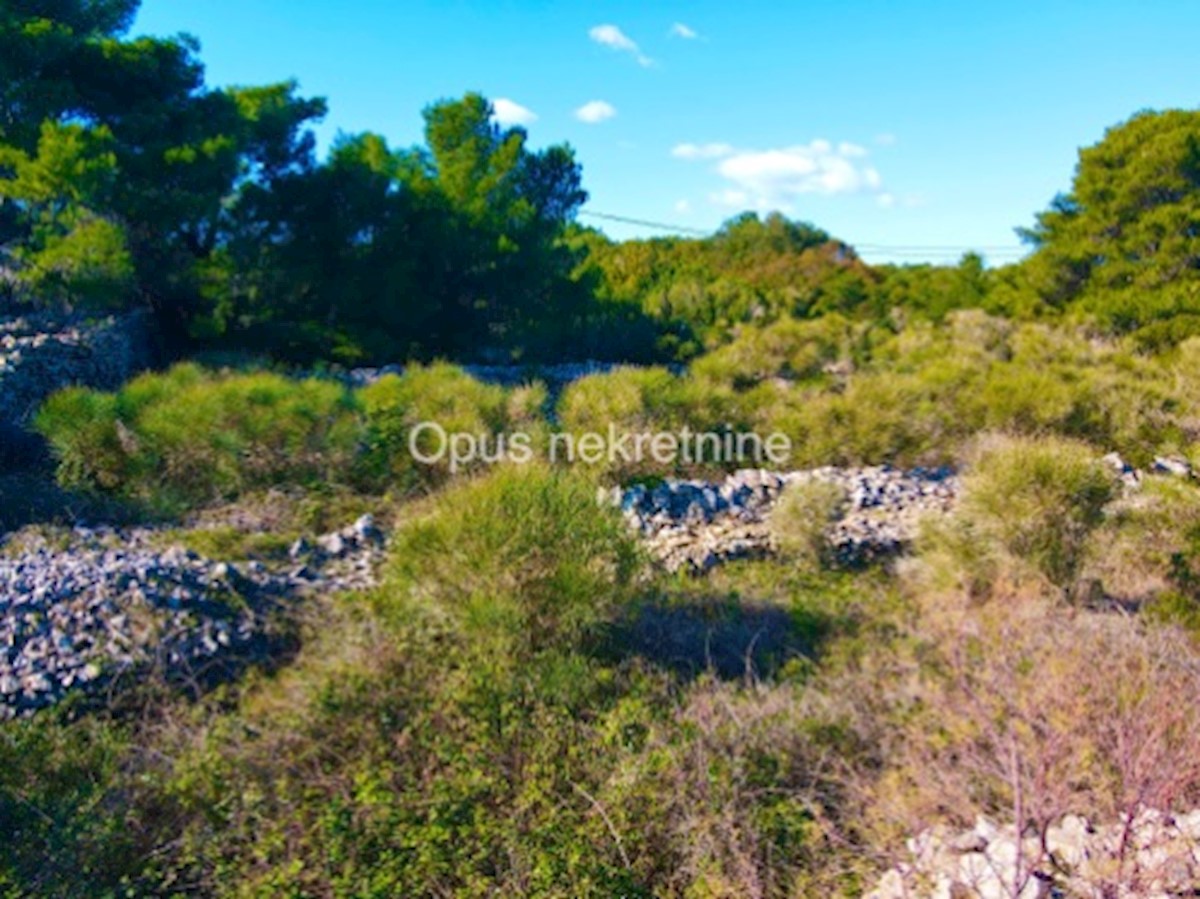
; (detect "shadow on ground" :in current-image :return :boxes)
[606,589,833,681]
[0,469,139,536]
[0,426,139,535]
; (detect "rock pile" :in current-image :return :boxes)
[608,465,959,573]
[0,515,385,717]
[867,809,1200,898]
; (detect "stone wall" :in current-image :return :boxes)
[0,309,154,463]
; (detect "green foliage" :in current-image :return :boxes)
[35,363,363,510]
[692,314,857,388]
[0,5,648,364]
[958,435,1116,591]
[0,1,140,151]
[556,366,746,478]
[0,1,325,337]
[0,477,876,897]
[1140,521,1200,638]
[690,312,1188,469]
[9,455,1200,897]
[382,465,641,653]
[872,252,1008,321]
[0,709,143,896]
[33,360,555,510]
[769,479,848,568]
[0,121,132,306]
[14,14,1200,899]
[1021,109,1200,341]
[3,3,1197,372]
[359,362,519,488]
[32,311,1200,517]
[574,211,878,350]
[216,94,615,364]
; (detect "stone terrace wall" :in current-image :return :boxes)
[0,309,154,464]
[0,310,153,426]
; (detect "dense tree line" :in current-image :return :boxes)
[3,2,1199,364]
[0,0,662,363]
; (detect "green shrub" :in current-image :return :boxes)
[35,362,545,511]
[692,315,854,389]
[36,363,363,511]
[0,711,139,894]
[1137,520,1200,639]
[769,478,847,567]
[29,386,125,489]
[1078,476,1200,606]
[557,366,681,434]
[358,362,513,488]
[556,367,745,479]
[381,464,642,654]
[958,434,1115,591]
[723,315,1190,469]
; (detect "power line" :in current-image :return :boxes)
[578,210,710,236]
[578,208,1027,259]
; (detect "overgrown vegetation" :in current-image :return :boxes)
[12,432,1200,896]
[7,3,1200,896]
[32,361,544,512]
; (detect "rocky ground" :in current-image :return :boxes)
[608,465,960,573]
[867,809,1200,899]
[1,465,959,717]
[0,515,385,718]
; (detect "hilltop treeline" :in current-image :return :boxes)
[4,2,1199,365]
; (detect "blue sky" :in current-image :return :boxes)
[133,1,1199,265]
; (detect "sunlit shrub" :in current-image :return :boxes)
[692,315,855,389]
[957,434,1115,591]
[358,362,511,487]
[36,363,362,511]
[769,478,848,568]
[556,367,743,479]
[381,464,641,653]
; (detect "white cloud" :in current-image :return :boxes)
[491,98,537,127]
[670,22,699,39]
[589,24,653,66]
[671,142,734,160]
[589,23,636,51]
[874,133,898,147]
[674,199,691,214]
[677,136,889,210]
[575,100,617,123]
[707,141,886,208]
